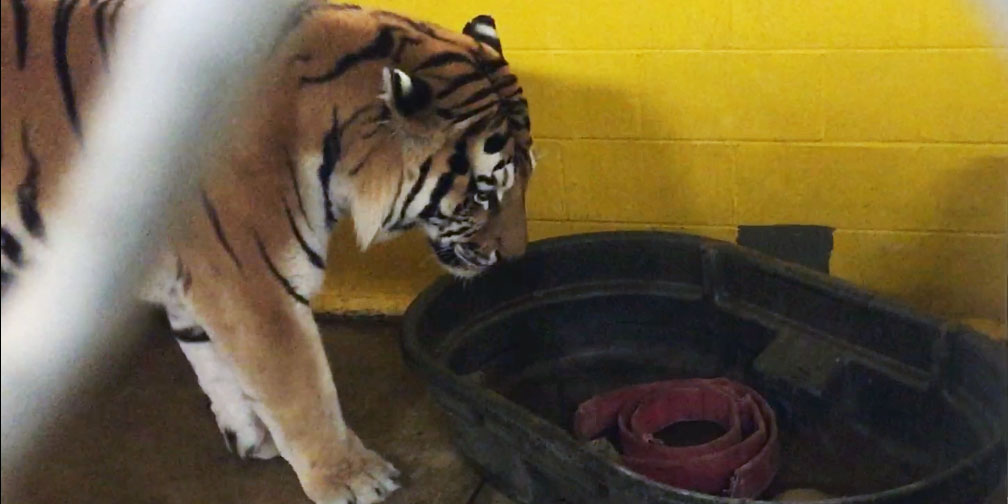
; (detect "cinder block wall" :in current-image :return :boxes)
[313,0,1008,329]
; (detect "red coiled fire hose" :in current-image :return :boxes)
[573,378,780,498]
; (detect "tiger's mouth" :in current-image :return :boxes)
[429,240,498,278]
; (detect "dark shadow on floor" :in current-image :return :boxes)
[4,311,481,504]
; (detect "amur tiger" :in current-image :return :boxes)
[0,1,535,503]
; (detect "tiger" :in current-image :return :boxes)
[0,1,534,503]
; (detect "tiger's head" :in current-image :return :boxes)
[293,8,534,278]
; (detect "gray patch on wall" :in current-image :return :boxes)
[736,225,835,273]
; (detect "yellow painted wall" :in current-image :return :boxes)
[313,0,1008,330]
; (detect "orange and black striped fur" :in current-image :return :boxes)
[1,2,534,503]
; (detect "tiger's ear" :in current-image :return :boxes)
[462,14,502,54]
[380,67,433,118]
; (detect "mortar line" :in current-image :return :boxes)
[533,137,1008,148]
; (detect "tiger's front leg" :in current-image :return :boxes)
[190,276,399,504]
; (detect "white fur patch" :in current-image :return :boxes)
[379,67,415,109]
[161,296,278,460]
[471,150,501,179]
[393,68,412,95]
[473,23,498,39]
[379,67,394,103]
[178,339,279,460]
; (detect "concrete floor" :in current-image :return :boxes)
[4,312,511,504]
[4,311,1004,504]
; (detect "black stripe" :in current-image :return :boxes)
[341,104,384,142]
[483,133,507,154]
[486,111,508,132]
[457,113,494,140]
[386,221,415,232]
[497,86,523,103]
[431,240,464,267]
[448,99,499,125]
[318,107,340,227]
[448,139,470,175]
[284,148,311,230]
[443,75,520,123]
[374,10,464,48]
[1,227,23,266]
[253,232,309,306]
[92,0,111,70]
[462,113,494,138]
[479,58,508,75]
[474,35,502,54]
[502,90,525,110]
[491,158,508,172]
[415,51,475,72]
[172,328,210,343]
[54,0,82,138]
[380,168,405,227]
[491,74,518,93]
[348,144,379,176]
[438,225,475,240]
[12,0,28,69]
[300,26,396,85]
[340,104,379,134]
[17,123,45,238]
[419,172,456,219]
[436,108,454,120]
[392,34,421,64]
[200,191,243,270]
[448,85,496,111]
[360,126,380,140]
[398,157,432,222]
[284,202,325,269]
[465,172,479,194]
[435,72,484,100]
[508,115,530,131]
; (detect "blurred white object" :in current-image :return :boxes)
[1,0,299,489]
[976,0,1008,49]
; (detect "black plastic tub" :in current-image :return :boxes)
[400,231,1007,503]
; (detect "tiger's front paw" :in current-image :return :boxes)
[302,432,400,504]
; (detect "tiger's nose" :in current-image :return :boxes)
[473,181,528,261]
